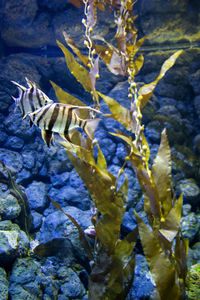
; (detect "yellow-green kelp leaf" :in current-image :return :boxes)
[57,40,92,93]
[128,54,144,77]
[65,146,127,254]
[126,36,146,59]
[63,31,89,66]
[130,155,161,219]
[138,50,183,110]
[98,92,134,132]
[93,38,127,76]
[50,198,93,261]
[159,194,183,243]
[50,81,86,106]
[135,212,182,300]
[175,232,189,288]
[89,230,137,300]
[152,129,172,218]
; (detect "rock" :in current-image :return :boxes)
[121,211,137,236]
[193,134,200,153]
[186,263,200,300]
[191,242,200,265]
[59,268,86,299]
[0,54,41,86]
[9,256,87,299]
[0,268,8,300]
[5,136,24,150]
[25,181,48,213]
[4,108,36,141]
[52,8,84,48]
[127,254,157,300]
[50,172,70,188]
[0,148,23,174]
[189,69,200,95]
[16,168,32,185]
[145,121,161,143]
[39,0,69,11]
[194,95,200,118]
[171,146,196,180]
[0,193,21,220]
[36,206,92,264]
[9,257,43,299]
[30,211,43,231]
[182,204,192,216]
[38,206,91,244]
[181,212,199,241]
[0,220,29,268]
[1,0,55,48]
[21,150,36,170]
[49,185,90,210]
[177,178,200,205]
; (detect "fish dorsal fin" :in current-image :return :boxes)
[11,80,26,92]
[25,77,34,88]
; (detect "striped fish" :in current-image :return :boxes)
[28,103,101,147]
[11,77,53,118]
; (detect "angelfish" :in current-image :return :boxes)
[28,103,101,146]
[11,77,53,118]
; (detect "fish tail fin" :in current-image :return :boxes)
[84,118,100,140]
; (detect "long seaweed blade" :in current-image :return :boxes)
[57,40,92,92]
[152,129,172,218]
[135,212,182,300]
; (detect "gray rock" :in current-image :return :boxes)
[21,150,36,169]
[0,220,29,267]
[25,181,48,213]
[39,0,69,11]
[181,212,199,240]
[177,178,200,205]
[145,121,161,143]
[49,184,90,210]
[193,134,200,153]
[1,0,55,48]
[16,168,32,184]
[194,95,200,118]
[0,148,23,174]
[0,268,8,300]
[31,211,43,231]
[171,146,196,179]
[0,193,21,220]
[59,268,85,299]
[189,69,200,95]
[127,254,157,300]
[38,206,91,244]
[182,204,192,216]
[9,257,43,300]
[50,172,70,188]
[9,256,87,300]
[5,136,24,150]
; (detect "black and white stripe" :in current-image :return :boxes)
[29,103,101,144]
[11,78,53,118]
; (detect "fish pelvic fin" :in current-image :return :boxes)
[83,118,100,140]
[41,130,54,147]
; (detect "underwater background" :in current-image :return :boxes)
[0,0,200,299]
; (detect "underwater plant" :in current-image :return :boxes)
[12,1,188,299]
